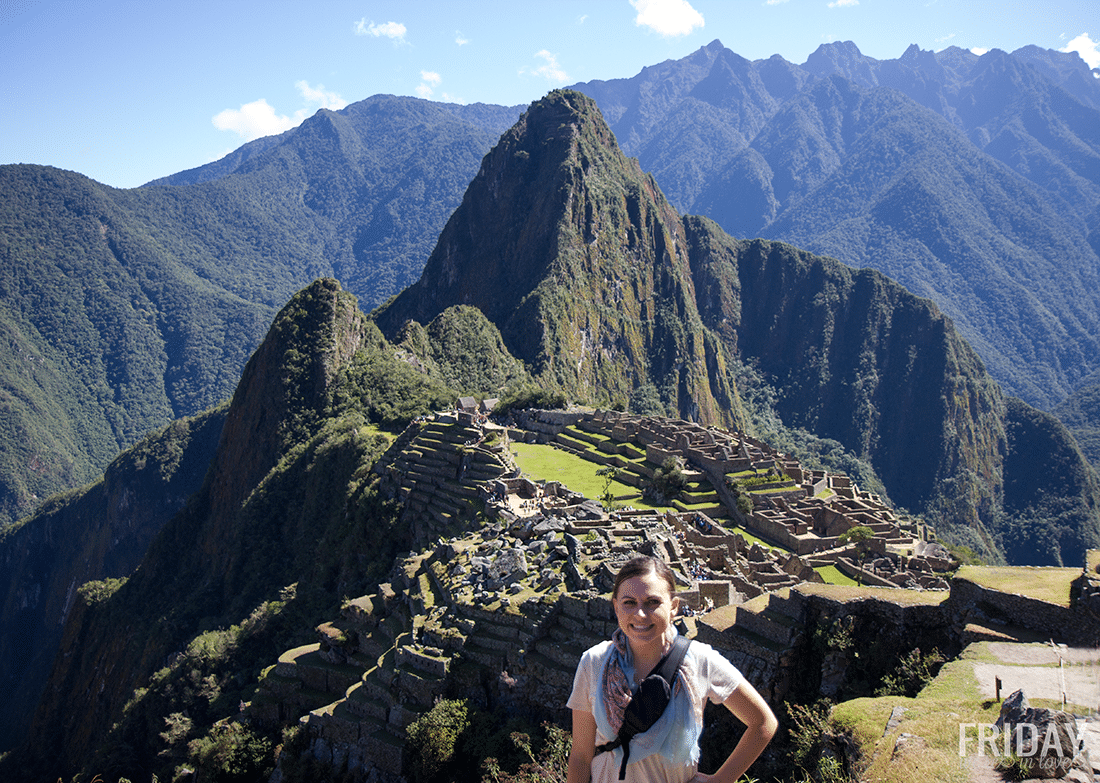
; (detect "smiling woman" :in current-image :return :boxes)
[566,555,778,782]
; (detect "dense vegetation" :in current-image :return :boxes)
[375,90,741,427]
[1054,378,1100,471]
[998,397,1100,566]
[393,305,531,396]
[577,40,1100,410]
[0,99,518,528]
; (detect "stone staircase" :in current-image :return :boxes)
[252,540,573,778]
[694,587,807,696]
[518,593,615,707]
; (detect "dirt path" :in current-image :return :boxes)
[964,643,1100,783]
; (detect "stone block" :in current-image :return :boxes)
[586,595,614,619]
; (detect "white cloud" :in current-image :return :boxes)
[416,71,444,99]
[765,0,790,5]
[212,99,296,140]
[1061,33,1100,71]
[354,18,407,42]
[455,30,469,45]
[212,81,348,141]
[827,0,859,7]
[630,0,704,36]
[521,50,568,84]
[970,47,989,56]
[295,80,347,110]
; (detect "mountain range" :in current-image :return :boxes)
[2,84,1099,780]
[1,40,1098,534]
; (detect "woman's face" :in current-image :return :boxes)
[613,569,679,652]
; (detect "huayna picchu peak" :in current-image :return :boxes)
[375,89,739,428]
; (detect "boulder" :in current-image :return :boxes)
[995,690,1088,779]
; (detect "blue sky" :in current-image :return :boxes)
[2,0,1097,189]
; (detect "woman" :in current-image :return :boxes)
[567,556,777,783]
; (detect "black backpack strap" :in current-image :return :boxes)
[658,635,690,686]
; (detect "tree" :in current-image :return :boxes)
[405,699,471,783]
[648,457,687,504]
[837,525,875,585]
[596,466,620,511]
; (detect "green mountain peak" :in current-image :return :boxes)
[375,89,740,425]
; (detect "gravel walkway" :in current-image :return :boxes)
[965,643,1100,782]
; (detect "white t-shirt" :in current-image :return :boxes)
[567,639,745,783]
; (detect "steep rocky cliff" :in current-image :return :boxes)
[374,90,741,426]
[0,406,224,752]
[682,223,1008,550]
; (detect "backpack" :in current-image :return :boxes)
[594,635,691,780]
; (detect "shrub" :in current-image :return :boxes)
[647,457,687,503]
[186,722,273,783]
[874,647,946,697]
[786,700,853,783]
[495,384,567,415]
[405,699,471,783]
[481,722,571,783]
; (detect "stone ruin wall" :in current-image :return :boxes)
[253,408,1100,781]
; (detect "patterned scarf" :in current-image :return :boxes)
[601,628,637,732]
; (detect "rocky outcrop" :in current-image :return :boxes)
[17,279,377,779]
[374,90,740,426]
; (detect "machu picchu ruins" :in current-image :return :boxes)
[244,406,1100,780]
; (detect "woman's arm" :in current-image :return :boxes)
[567,708,598,783]
[693,681,778,783]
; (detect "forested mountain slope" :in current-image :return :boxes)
[574,40,1100,410]
[0,98,519,527]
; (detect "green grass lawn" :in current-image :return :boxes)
[815,564,859,586]
[510,442,670,511]
[717,522,793,555]
[956,565,1079,607]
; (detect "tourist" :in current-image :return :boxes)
[567,556,777,782]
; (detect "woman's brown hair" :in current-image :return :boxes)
[612,555,676,599]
